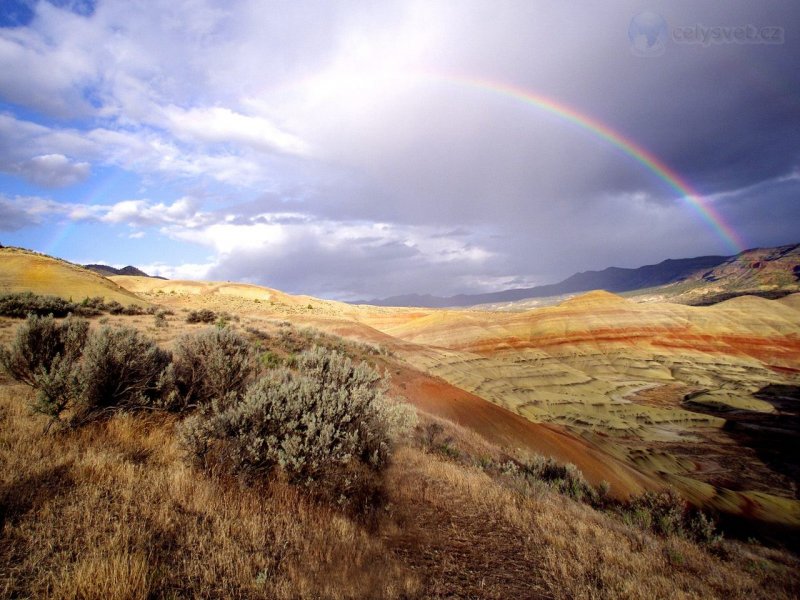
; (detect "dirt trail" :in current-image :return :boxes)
[384,450,553,599]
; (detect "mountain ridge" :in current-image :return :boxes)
[83,264,167,279]
[354,254,731,307]
[354,244,800,307]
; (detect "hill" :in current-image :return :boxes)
[357,254,731,307]
[2,249,800,596]
[0,247,148,307]
[83,264,166,279]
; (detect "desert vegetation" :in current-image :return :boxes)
[0,291,152,318]
[0,313,798,598]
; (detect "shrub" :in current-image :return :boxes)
[520,455,598,503]
[0,292,77,318]
[686,508,722,545]
[0,314,89,419]
[374,397,418,441]
[186,309,216,324]
[81,296,105,309]
[105,300,124,315]
[121,304,146,316]
[180,346,408,509]
[623,488,719,543]
[168,327,254,411]
[259,350,282,369]
[76,326,172,417]
[74,296,105,317]
[154,311,168,328]
[626,489,686,537]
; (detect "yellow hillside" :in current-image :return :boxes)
[0,247,147,306]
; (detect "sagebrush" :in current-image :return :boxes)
[181,346,415,509]
[168,327,254,411]
[0,314,89,419]
[77,326,172,417]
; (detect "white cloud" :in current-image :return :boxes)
[0,10,98,116]
[164,106,310,156]
[100,197,211,228]
[136,261,217,281]
[0,194,213,231]
[0,112,277,187]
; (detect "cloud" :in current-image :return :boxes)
[0,111,285,188]
[135,261,217,280]
[164,106,310,156]
[0,1,798,298]
[0,195,49,231]
[0,194,213,232]
[9,154,90,187]
[99,197,212,228]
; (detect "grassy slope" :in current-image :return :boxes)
[0,248,147,307]
[1,375,798,599]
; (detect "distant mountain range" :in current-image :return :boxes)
[83,264,166,279]
[355,244,800,307]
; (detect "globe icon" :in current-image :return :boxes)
[628,12,668,57]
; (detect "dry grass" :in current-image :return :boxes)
[0,382,417,599]
[386,444,799,599]
[2,382,797,599]
[1,313,798,599]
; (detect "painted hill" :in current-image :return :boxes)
[0,247,148,306]
[677,244,800,304]
[4,246,799,542]
[353,289,800,529]
[83,264,165,279]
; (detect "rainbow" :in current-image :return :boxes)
[415,72,746,253]
[43,168,128,256]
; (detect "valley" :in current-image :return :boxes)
[1,245,799,597]
[97,252,800,534]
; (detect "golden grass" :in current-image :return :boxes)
[1,380,798,598]
[0,382,418,599]
[387,440,799,599]
[0,248,146,307]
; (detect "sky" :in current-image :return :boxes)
[0,0,798,301]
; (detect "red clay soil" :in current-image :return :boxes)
[391,364,656,498]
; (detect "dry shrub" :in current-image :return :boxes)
[181,346,412,511]
[0,314,88,419]
[186,308,216,324]
[0,292,77,318]
[76,326,172,418]
[623,488,721,544]
[167,326,254,411]
[519,455,599,504]
[0,388,417,599]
